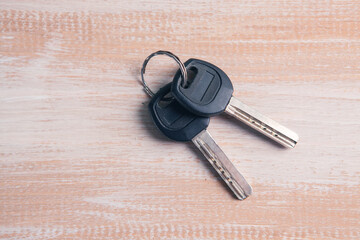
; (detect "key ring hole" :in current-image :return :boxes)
[183,66,198,89]
[158,92,174,108]
[141,50,187,99]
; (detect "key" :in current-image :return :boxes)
[149,83,252,200]
[171,59,299,148]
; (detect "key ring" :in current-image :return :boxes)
[141,50,188,98]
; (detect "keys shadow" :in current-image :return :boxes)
[218,114,287,149]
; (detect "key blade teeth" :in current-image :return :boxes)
[225,97,299,148]
[192,130,252,200]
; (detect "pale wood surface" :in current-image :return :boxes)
[1,1,360,239]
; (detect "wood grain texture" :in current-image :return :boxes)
[0,0,359,239]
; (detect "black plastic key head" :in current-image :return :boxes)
[148,83,210,142]
[171,59,234,117]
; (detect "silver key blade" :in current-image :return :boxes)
[225,96,299,148]
[192,129,252,200]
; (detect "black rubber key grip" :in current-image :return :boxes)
[148,83,210,142]
[172,58,234,117]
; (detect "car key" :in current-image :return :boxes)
[171,59,299,148]
[149,83,252,200]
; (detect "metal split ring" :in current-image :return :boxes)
[141,50,187,98]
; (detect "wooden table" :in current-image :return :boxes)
[1,1,359,239]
